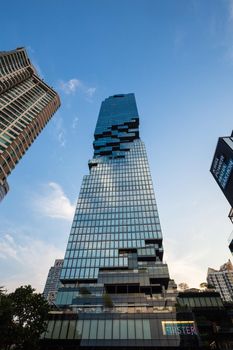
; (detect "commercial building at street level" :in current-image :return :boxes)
[210,131,233,223]
[42,94,204,349]
[0,48,60,201]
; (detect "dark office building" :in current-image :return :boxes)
[177,291,233,348]
[42,94,203,348]
[210,131,233,223]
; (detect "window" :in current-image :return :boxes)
[60,320,69,339]
[143,320,151,339]
[67,320,76,339]
[89,320,98,339]
[45,320,55,338]
[113,320,120,339]
[97,320,105,339]
[82,320,90,339]
[128,320,135,339]
[120,320,127,339]
[52,320,61,339]
[135,320,143,339]
[105,319,112,339]
[74,320,83,339]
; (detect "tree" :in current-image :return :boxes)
[200,282,208,290]
[79,286,91,295]
[102,293,113,308]
[0,287,14,350]
[178,282,189,291]
[0,285,50,350]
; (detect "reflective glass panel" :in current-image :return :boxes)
[74,320,83,339]
[60,320,69,339]
[120,320,127,339]
[82,320,90,339]
[67,320,76,339]
[89,320,98,339]
[105,319,112,339]
[135,320,143,339]
[97,320,105,339]
[143,320,151,339]
[128,320,135,339]
[45,320,55,338]
[113,319,120,339]
[52,320,61,339]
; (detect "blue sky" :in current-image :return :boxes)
[1,0,233,291]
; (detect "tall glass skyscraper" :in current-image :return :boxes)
[60,93,169,285]
[42,94,198,349]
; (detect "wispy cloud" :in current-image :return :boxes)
[26,46,44,78]
[85,87,96,97]
[0,234,18,261]
[32,60,44,78]
[0,233,63,292]
[173,29,186,51]
[58,78,96,98]
[165,246,208,288]
[52,114,66,147]
[59,79,81,94]
[228,0,233,22]
[33,182,75,221]
[72,116,79,130]
[221,0,233,61]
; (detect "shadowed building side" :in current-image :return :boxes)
[43,259,64,305]
[210,131,233,224]
[207,260,233,302]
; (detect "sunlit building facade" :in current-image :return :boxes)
[0,47,60,200]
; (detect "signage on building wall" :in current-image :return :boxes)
[212,155,233,189]
[161,321,197,336]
